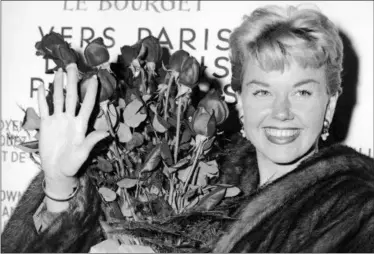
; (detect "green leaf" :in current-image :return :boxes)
[119,196,133,217]
[118,98,126,109]
[173,156,191,169]
[168,156,191,175]
[203,136,215,151]
[185,196,200,211]
[142,94,152,102]
[177,165,192,182]
[215,184,242,198]
[117,122,132,143]
[195,186,226,211]
[152,114,168,133]
[123,99,147,128]
[125,132,144,151]
[160,141,173,166]
[94,105,118,131]
[225,186,241,198]
[98,187,117,202]
[14,140,39,153]
[179,128,192,150]
[117,178,138,188]
[96,156,114,173]
[195,160,219,187]
[140,144,162,174]
[22,107,40,131]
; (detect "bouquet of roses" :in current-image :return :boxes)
[17,31,242,252]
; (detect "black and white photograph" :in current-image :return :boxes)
[1,1,373,252]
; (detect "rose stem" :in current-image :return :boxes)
[124,188,139,221]
[191,163,201,187]
[103,109,127,177]
[164,72,175,121]
[174,87,182,164]
[182,143,204,193]
[168,177,174,205]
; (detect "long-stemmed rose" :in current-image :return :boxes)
[35,31,78,71]
[137,36,163,77]
[181,107,216,193]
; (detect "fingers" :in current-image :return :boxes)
[81,130,109,153]
[65,63,79,115]
[53,68,64,113]
[37,84,49,118]
[78,75,98,123]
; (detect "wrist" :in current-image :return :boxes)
[44,175,79,198]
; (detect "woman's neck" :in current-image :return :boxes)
[256,147,317,186]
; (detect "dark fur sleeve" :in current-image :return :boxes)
[215,134,259,195]
[1,171,104,253]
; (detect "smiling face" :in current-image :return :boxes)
[240,59,338,166]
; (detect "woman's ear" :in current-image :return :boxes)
[325,92,339,123]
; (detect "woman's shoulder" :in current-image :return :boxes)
[307,143,374,181]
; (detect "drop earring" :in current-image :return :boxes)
[239,116,246,138]
[321,119,330,141]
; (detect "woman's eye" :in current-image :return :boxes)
[253,90,271,96]
[295,90,312,97]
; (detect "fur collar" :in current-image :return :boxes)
[214,137,374,252]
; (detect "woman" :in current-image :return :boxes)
[214,4,374,252]
[2,3,374,253]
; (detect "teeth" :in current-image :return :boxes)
[265,128,299,137]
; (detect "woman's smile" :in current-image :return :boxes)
[264,127,301,145]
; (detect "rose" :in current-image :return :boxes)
[79,69,116,103]
[191,107,216,137]
[35,31,78,68]
[198,89,229,125]
[168,50,190,72]
[120,45,138,67]
[138,36,163,64]
[178,56,200,88]
[84,37,110,67]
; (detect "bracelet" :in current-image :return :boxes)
[42,178,80,202]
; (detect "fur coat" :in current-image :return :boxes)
[2,137,374,253]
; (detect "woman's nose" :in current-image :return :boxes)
[271,95,294,121]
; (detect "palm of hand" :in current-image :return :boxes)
[37,64,109,181]
[39,113,88,178]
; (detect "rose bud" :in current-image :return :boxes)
[168,50,190,73]
[35,31,78,67]
[120,45,138,67]
[79,70,116,103]
[138,35,163,64]
[198,89,229,125]
[121,45,142,78]
[84,37,110,67]
[178,56,200,88]
[22,107,41,131]
[192,107,216,138]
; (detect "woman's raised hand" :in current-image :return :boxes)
[37,63,109,202]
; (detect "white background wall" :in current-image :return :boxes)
[1,1,373,231]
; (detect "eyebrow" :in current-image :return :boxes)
[246,79,320,88]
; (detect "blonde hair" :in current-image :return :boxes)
[230,4,344,95]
